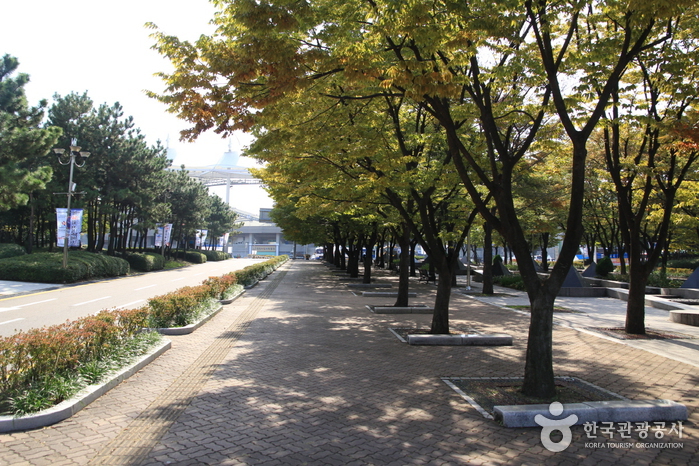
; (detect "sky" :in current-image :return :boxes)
[1,0,272,215]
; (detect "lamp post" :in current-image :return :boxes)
[54,138,90,268]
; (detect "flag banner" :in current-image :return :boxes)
[195,229,208,248]
[155,227,164,247]
[56,208,83,247]
[163,223,173,246]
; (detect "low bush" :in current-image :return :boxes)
[595,257,615,277]
[0,307,155,415]
[0,243,26,260]
[0,251,129,283]
[494,274,526,290]
[0,255,288,416]
[666,258,699,270]
[202,273,238,300]
[147,284,219,328]
[201,250,230,261]
[123,252,166,272]
[185,251,207,264]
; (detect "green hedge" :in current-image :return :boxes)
[0,255,288,415]
[172,250,208,264]
[201,250,231,261]
[123,252,166,272]
[0,251,129,283]
[0,307,154,415]
[0,243,26,259]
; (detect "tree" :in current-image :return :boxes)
[0,55,60,212]
[150,0,695,398]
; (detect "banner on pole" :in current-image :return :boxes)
[163,223,173,246]
[56,208,84,247]
[155,227,164,247]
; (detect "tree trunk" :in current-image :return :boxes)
[430,264,453,334]
[482,219,494,295]
[395,224,411,307]
[522,290,556,398]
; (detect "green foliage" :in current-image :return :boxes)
[493,255,502,264]
[123,252,166,272]
[493,275,526,291]
[0,55,61,211]
[0,308,156,415]
[0,251,129,283]
[183,251,207,264]
[596,257,615,277]
[666,258,699,270]
[0,243,26,259]
[0,255,287,416]
[200,250,230,261]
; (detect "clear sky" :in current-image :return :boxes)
[1,0,272,214]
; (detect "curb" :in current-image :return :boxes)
[368,305,433,314]
[0,339,171,433]
[155,305,223,335]
[407,333,513,346]
[494,399,688,428]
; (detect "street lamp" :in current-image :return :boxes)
[54,138,90,268]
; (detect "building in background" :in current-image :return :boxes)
[229,208,315,258]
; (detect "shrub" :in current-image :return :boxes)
[494,275,525,290]
[123,252,165,272]
[147,284,219,328]
[185,251,207,264]
[0,243,26,259]
[0,251,129,283]
[201,250,230,261]
[202,273,238,299]
[0,308,158,413]
[596,257,615,277]
[666,258,699,270]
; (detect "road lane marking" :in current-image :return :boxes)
[115,299,145,309]
[73,296,112,306]
[135,285,156,291]
[18,298,57,308]
[171,278,186,282]
[0,318,24,326]
[0,298,58,313]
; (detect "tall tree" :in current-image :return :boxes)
[0,55,60,212]
[150,0,694,398]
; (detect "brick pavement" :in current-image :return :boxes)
[1,261,697,465]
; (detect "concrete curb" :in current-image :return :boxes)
[407,333,513,346]
[361,291,417,297]
[494,399,688,428]
[670,309,699,327]
[0,339,171,433]
[219,288,246,305]
[367,305,433,314]
[155,305,224,335]
[348,283,393,288]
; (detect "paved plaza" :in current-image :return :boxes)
[0,260,697,465]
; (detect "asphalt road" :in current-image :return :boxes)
[0,258,265,337]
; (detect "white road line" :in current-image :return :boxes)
[18,298,57,308]
[171,278,186,282]
[0,298,58,313]
[115,299,145,309]
[192,273,204,276]
[73,296,112,306]
[0,318,24,326]
[135,285,156,291]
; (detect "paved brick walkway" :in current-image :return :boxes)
[1,261,697,465]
